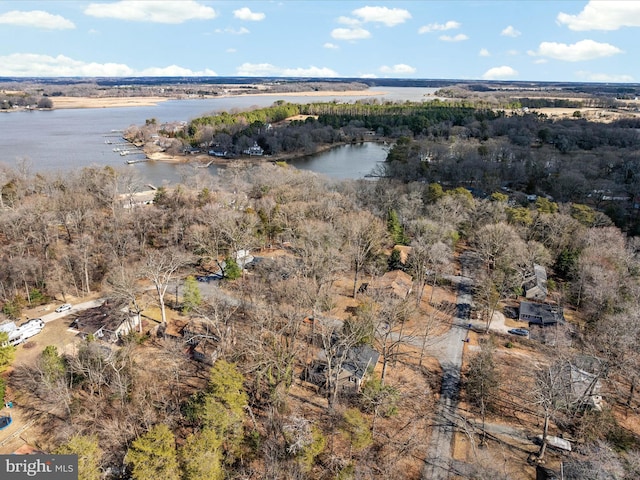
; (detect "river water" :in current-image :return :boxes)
[0,86,435,183]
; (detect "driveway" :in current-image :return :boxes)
[422,252,474,480]
[27,298,105,325]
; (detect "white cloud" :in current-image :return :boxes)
[0,53,131,76]
[576,70,634,82]
[557,1,640,31]
[85,0,216,23]
[139,65,217,76]
[418,20,460,33]
[233,7,265,21]
[528,39,622,61]
[226,48,237,53]
[331,27,371,40]
[0,53,217,77]
[507,49,519,56]
[215,27,250,35]
[379,64,416,74]
[533,58,548,64]
[352,6,411,27]
[479,48,490,57]
[0,10,75,29]
[236,63,339,77]
[359,73,378,78]
[482,66,518,80]
[324,42,339,49]
[501,25,521,37]
[337,16,360,26]
[439,33,468,42]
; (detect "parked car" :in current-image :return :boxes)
[55,303,72,313]
[533,434,572,452]
[196,273,223,283]
[508,328,529,337]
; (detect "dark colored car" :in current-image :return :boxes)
[508,328,529,337]
[196,273,223,283]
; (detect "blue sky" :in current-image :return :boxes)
[0,1,639,82]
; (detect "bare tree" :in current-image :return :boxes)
[317,317,370,410]
[141,248,191,326]
[532,358,579,460]
[408,239,452,307]
[465,339,500,446]
[106,265,147,333]
[339,211,388,298]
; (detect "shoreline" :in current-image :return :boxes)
[49,89,387,110]
[144,138,386,166]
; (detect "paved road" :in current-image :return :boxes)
[422,253,474,480]
[31,299,104,325]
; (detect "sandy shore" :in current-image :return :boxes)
[144,138,378,166]
[52,96,170,109]
[240,89,387,98]
[51,89,386,110]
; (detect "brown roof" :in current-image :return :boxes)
[73,300,129,335]
[371,270,413,298]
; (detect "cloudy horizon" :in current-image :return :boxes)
[0,1,637,83]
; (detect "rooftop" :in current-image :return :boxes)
[519,301,564,326]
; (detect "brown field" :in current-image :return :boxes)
[49,89,386,110]
[51,96,170,109]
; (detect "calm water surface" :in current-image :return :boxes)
[0,87,434,183]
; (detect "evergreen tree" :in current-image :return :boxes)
[125,424,180,480]
[297,426,326,472]
[55,435,102,480]
[387,248,405,272]
[40,345,66,384]
[0,332,15,372]
[181,275,202,314]
[341,408,372,458]
[180,428,224,480]
[223,256,242,280]
[425,182,444,204]
[192,361,248,460]
[387,209,407,245]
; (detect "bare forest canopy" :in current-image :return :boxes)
[2,154,640,477]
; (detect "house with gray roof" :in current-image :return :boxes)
[523,264,548,301]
